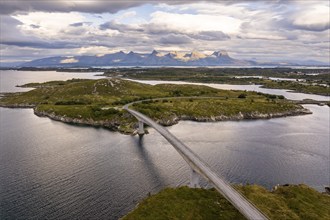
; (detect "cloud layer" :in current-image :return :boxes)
[0,0,329,63]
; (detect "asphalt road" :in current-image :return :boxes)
[124,102,268,220]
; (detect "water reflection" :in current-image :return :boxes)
[130,136,166,188]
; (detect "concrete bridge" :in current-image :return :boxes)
[124,101,268,220]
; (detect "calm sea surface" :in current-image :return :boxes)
[0,70,104,93]
[0,70,329,219]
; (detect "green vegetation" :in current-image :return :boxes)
[17,78,90,88]
[261,80,329,96]
[103,68,330,96]
[123,185,330,220]
[0,78,310,134]
[132,96,302,124]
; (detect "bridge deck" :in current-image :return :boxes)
[124,104,268,220]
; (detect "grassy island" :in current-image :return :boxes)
[0,78,311,134]
[123,185,330,220]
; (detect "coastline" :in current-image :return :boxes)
[155,108,311,126]
[0,103,312,135]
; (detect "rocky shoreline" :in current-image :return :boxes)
[34,109,123,131]
[0,103,312,135]
[0,103,36,108]
[155,108,312,126]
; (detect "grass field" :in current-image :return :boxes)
[123,185,330,220]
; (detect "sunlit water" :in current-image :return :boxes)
[0,71,329,219]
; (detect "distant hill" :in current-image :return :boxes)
[20,50,256,67]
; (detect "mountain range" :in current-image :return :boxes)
[18,50,256,67]
[2,50,328,68]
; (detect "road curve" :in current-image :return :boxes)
[124,101,268,220]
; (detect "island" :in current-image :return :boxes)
[122,184,330,220]
[0,78,313,134]
[102,68,330,96]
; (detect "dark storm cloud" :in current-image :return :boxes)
[159,34,192,45]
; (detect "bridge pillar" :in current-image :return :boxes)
[189,168,200,188]
[138,120,144,136]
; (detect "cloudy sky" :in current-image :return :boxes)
[0,0,329,64]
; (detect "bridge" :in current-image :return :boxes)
[124,101,268,220]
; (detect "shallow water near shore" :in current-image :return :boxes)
[0,71,329,219]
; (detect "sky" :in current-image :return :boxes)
[0,0,329,64]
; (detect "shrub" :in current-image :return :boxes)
[102,108,120,115]
[268,94,277,99]
[263,94,277,99]
[55,100,90,105]
[142,100,153,104]
[238,93,247,99]
[171,90,182,96]
[91,105,101,111]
